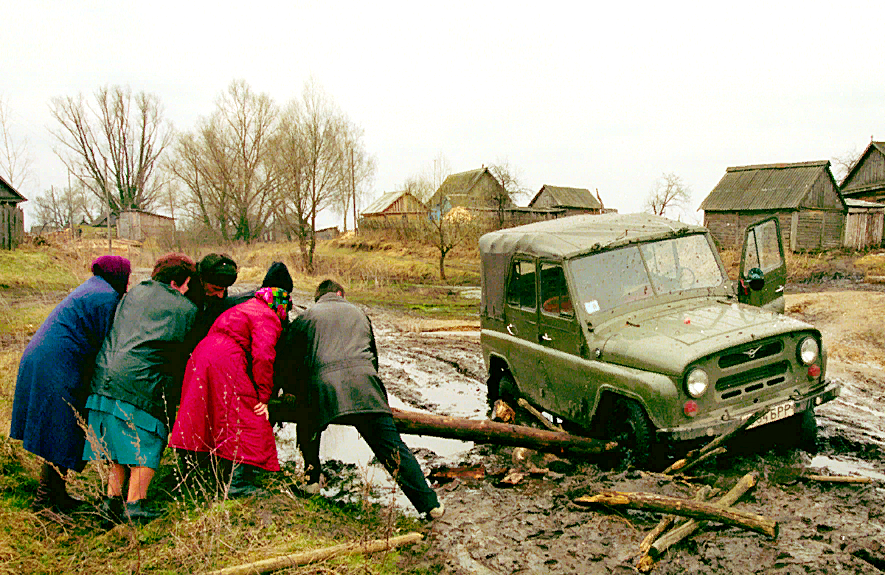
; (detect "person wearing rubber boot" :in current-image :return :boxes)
[11,256,131,511]
[282,279,444,520]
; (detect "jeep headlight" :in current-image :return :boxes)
[798,337,819,365]
[685,367,709,398]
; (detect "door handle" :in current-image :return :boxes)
[506,323,516,336]
[540,332,552,342]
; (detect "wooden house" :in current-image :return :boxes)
[840,141,885,204]
[0,174,26,249]
[700,161,845,252]
[117,210,175,242]
[427,167,512,216]
[359,190,427,228]
[528,185,604,217]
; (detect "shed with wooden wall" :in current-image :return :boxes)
[700,161,845,252]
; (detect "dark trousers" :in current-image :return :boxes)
[298,413,439,514]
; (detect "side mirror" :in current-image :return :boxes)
[746,267,765,291]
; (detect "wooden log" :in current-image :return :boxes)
[574,482,775,538]
[663,407,768,475]
[648,472,759,559]
[207,532,423,575]
[802,474,873,484]
[517,398,565,433]
[390,408,616,456]
[269,401,617,457]
[639,485,716,555]
[676,447,727,476]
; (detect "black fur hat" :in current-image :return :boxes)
[198,253,238,287]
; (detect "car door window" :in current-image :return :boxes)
[540,263,573,317]
[506,259,537,310]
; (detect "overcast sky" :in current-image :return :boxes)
[4,1,884,229]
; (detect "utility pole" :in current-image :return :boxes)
[104,159,112,254]
[351,148,357,233]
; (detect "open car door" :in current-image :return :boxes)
[739,217,787,312]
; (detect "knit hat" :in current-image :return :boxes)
[261,262,293,293]
[198,253,238,287]
[91,255,132,294]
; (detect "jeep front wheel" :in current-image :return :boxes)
[605,399,655,469]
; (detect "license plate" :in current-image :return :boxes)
[747,401,795,429]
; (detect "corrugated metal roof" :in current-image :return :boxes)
[0,173,26,203]
[361,190,406,215]
[529,185,602,209]
[700,161,830,211]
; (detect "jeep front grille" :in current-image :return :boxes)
[718,341,784,369]
[716,360,790,399]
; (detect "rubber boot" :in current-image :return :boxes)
[34,463,83,511]
[228,464,262,498]
[123,500,162,524]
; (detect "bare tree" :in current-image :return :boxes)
[332,119,376,233]
[831,146,862,185]
[423,195,474,280]
[645,172,691,218]
[292,79,345,272]
[0,95,34,190]
[49,86,172,213]
[32,182,96,229]
[487,160,524,227]
[170,80,278,242]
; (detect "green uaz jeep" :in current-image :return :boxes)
[480,213,840,465]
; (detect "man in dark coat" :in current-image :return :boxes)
[191,256,294,342]
[11,255,131,510]
[284,279,443,519]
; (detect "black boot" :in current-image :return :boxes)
[34,463,83,511]
[228,464,262,498]
[98,497,124,523]
[123,500,162,524]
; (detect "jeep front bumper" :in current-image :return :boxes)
[655,380,841,443]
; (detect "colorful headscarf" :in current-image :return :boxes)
[255,287,290,321]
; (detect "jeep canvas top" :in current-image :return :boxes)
[480,213,840,466]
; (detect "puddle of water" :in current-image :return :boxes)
[275,395,474,515]
[809,454,885,482]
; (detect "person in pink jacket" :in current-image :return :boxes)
[169,284,291,497]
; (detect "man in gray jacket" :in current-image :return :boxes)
[285,279,443,519]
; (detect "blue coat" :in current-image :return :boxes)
[10,276,122,471]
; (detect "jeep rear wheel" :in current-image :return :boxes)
[605,399,655,469]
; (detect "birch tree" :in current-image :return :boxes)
[0,95,34,191]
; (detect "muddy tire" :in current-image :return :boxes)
[794,409,819,453]
[487,372,519,405]
[605,399,655,469]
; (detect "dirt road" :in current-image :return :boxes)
[351,289,885,574]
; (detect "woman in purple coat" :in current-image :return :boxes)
[10,255,131,510]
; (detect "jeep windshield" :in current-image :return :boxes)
[570,233,725,314]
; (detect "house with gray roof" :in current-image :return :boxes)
[840,141,885,205]
[0,173,26,249]
[427,167,512,214]
[528,185,605,217]
[700,161,845,252]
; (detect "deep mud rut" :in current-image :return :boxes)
[322,289,885,575]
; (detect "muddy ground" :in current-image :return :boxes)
[316,285,885,575]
